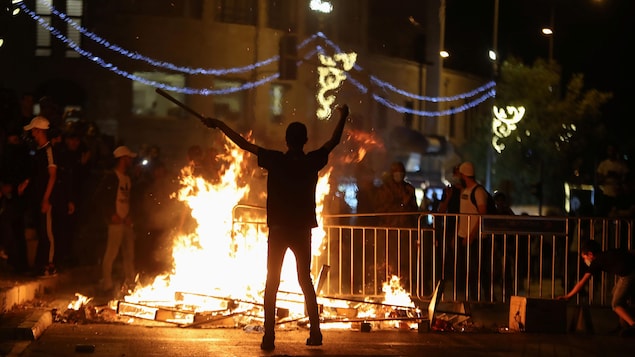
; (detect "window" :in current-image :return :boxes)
[215,0,258,26]
[34,0,84,57]
[132,72,186,117]
[212,79,245,122]
[65,0,82,58]
[35,0,52,56]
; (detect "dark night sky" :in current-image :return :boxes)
[442,0,634,143]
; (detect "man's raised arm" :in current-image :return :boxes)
[202,117,259,155]
[322,104,349,153]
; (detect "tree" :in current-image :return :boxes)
[463,57,612,212]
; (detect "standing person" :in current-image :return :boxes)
[201,104,349,351]
[456,161,489,300]
[596,144,629,216]
[95,146,138,296]
[376,161,419,228]
[376,161,419,289]
[558,239,635,337]
[19,116,58,276]
[51,129,87,269]
[436,164,463,282]
[0,127,31,274]
[492,190,517,299]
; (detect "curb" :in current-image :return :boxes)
[1,277,59,313]
[0,309,53,341]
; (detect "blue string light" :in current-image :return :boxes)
[32,0,323,75]
[20,1,496,116]
[19,4,278,95]
[370,78,496,103]
[373,90,496,117]
[315,32,496,104]
[346,74,496,117]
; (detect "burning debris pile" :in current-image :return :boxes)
[59,132,460,331]
[59,287,425,331]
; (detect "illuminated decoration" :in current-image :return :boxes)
[310,0,333,14]
[316,52,357,120]
[314,32,497,114]
[491,105,525,153]
[19,2,496,117]
[371,78,496,103]
[373,89,495,117]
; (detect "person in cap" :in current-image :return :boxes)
[202,104,350,351]
[94,145,138,296]
[456,161,490,300]
[19,116,58,276]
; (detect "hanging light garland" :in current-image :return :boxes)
[19,4,277,95]
[19,1,496,117]
[32,0,321,75]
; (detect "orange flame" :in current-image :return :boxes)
[116,130,414,328]
[337,129,384,164]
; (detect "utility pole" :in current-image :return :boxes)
[485,0,499,191]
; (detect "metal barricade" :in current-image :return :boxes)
[232,205,633,308]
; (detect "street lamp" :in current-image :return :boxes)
[309,0,333,14]
[541,27,554,63]
[542,3,555,64]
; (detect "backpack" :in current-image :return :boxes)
[470,184,498,214]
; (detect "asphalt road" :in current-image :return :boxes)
[3,266,635,357]
[17,322,635,357]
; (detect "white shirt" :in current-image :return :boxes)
[114,169,131,219]
[458,184,487,243]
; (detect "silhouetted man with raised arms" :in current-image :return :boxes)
[203,104,349,350]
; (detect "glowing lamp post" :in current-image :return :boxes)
[542,27,554,63]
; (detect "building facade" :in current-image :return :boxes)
[1,0,490,184]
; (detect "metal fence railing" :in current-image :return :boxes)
[232,207,633,308]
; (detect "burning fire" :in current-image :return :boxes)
[98,131,419,329]
[339,129,384,164]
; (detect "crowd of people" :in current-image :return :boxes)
[0,92,221,292]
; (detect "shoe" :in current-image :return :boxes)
[619,325,635,338]
[260,334,275,350]
[40,264,57,277]
[306,331,322,346]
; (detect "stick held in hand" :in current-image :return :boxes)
[155,88,219,128]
